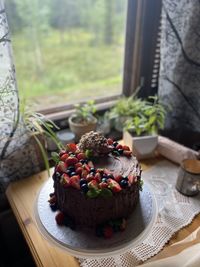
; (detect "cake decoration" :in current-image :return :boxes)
[49,131,143,237]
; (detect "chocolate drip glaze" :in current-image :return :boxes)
[54,155,141,227]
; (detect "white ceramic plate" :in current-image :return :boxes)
[35,179,157,258]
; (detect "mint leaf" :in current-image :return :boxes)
[86,189,100,198]
[99,188,113,198]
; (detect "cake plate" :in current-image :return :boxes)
[35,179,157,258]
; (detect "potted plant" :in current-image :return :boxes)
[123,96,166,159]
[68,100,97,141]
[108,95,166,159]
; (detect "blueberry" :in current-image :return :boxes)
[101,178,108,183]
[49,192,55,197]
[123,176,128,180]
[68,166,75,171]
[66,169,71,175]
[84,159,88,164]
[120,179,128,188]
[50,203,57,212]
[118,149,123,155]
[95,225,103,237]
[80,159,85,164]
[90,168,96,173]
[81,183,89,193]
[80,178,87,186]
[53,172,61,181]
[107,174,114,179]
[113,141,119,147]
[70,171,76,177]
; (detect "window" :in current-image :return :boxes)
[5,0,128,112]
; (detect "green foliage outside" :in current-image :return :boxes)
[5,0,127,110]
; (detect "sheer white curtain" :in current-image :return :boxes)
[0,0,40,205]
[159,0,200,147]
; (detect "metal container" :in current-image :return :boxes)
[176,159,200,196]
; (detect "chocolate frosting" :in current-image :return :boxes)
[54,155,141,227]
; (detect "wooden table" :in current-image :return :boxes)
[6,158,200,267]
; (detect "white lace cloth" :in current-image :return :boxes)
[78,160,200,267]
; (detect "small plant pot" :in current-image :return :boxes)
[68,115,97,141]
[123,131,158,159]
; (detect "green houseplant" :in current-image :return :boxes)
[68,100,97,141]
[109,95,166,158]
[20,102,63,174]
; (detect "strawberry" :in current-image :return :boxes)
[75,162,82,169]
[86,173,94,182]
[107,178,122,192]
[60,173,70,188]
[128,174,137,185]
[48,195,56,204]
[88,161,94,168]
[88,180,99,190]
[81,169,88,178]
[66,156,78,166]
[122,145,130,151]
[76,167,83,175]
[59,150,66,157]
[66,143,77,153]
[77,152,86,160]
[99,182,108,189]
[60,153,69,162]
[69,175,80,190]
[56,161,67,173]
[83,164,90,173]
[103,226,113,238]
[123,150,132,157]
[55,212,64,225]
[94,172,101,183]
[116,144,123,150]
[114,175,123,183]
[107,138,113,145]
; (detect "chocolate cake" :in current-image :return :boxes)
[50,132,142,235]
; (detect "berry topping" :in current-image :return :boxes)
[60,153,69,162]
[75,167,83,175]
[88,180,99,190]
[80,178,87,186]
[94,172,101,183]
[107,178,122,192]
[69,171,76,177]
[56,161,67,173]
[103,225,113,238]
[116,144,123,150]
[114,175,123,183]
[80,183,89,193]
[123,150,132,157]
[113,141,118,147]
[66,156,78,166]
[69,175,81,190]
[99,182,108,189]
[75,162,82,168]
[77,152,86,160]
[66,143,77,153]
[55,212,65,225]
[120,179,129,188]
[122,145,130,151]
[60,173,70,188]
[107,138,113,145]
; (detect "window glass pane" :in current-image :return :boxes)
[5,0,127,110]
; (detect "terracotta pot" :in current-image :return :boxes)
[68,115,97,141]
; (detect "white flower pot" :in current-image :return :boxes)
[123,131,158,159]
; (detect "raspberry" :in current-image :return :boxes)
[55,212,64,225]
[103,226,113,238]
